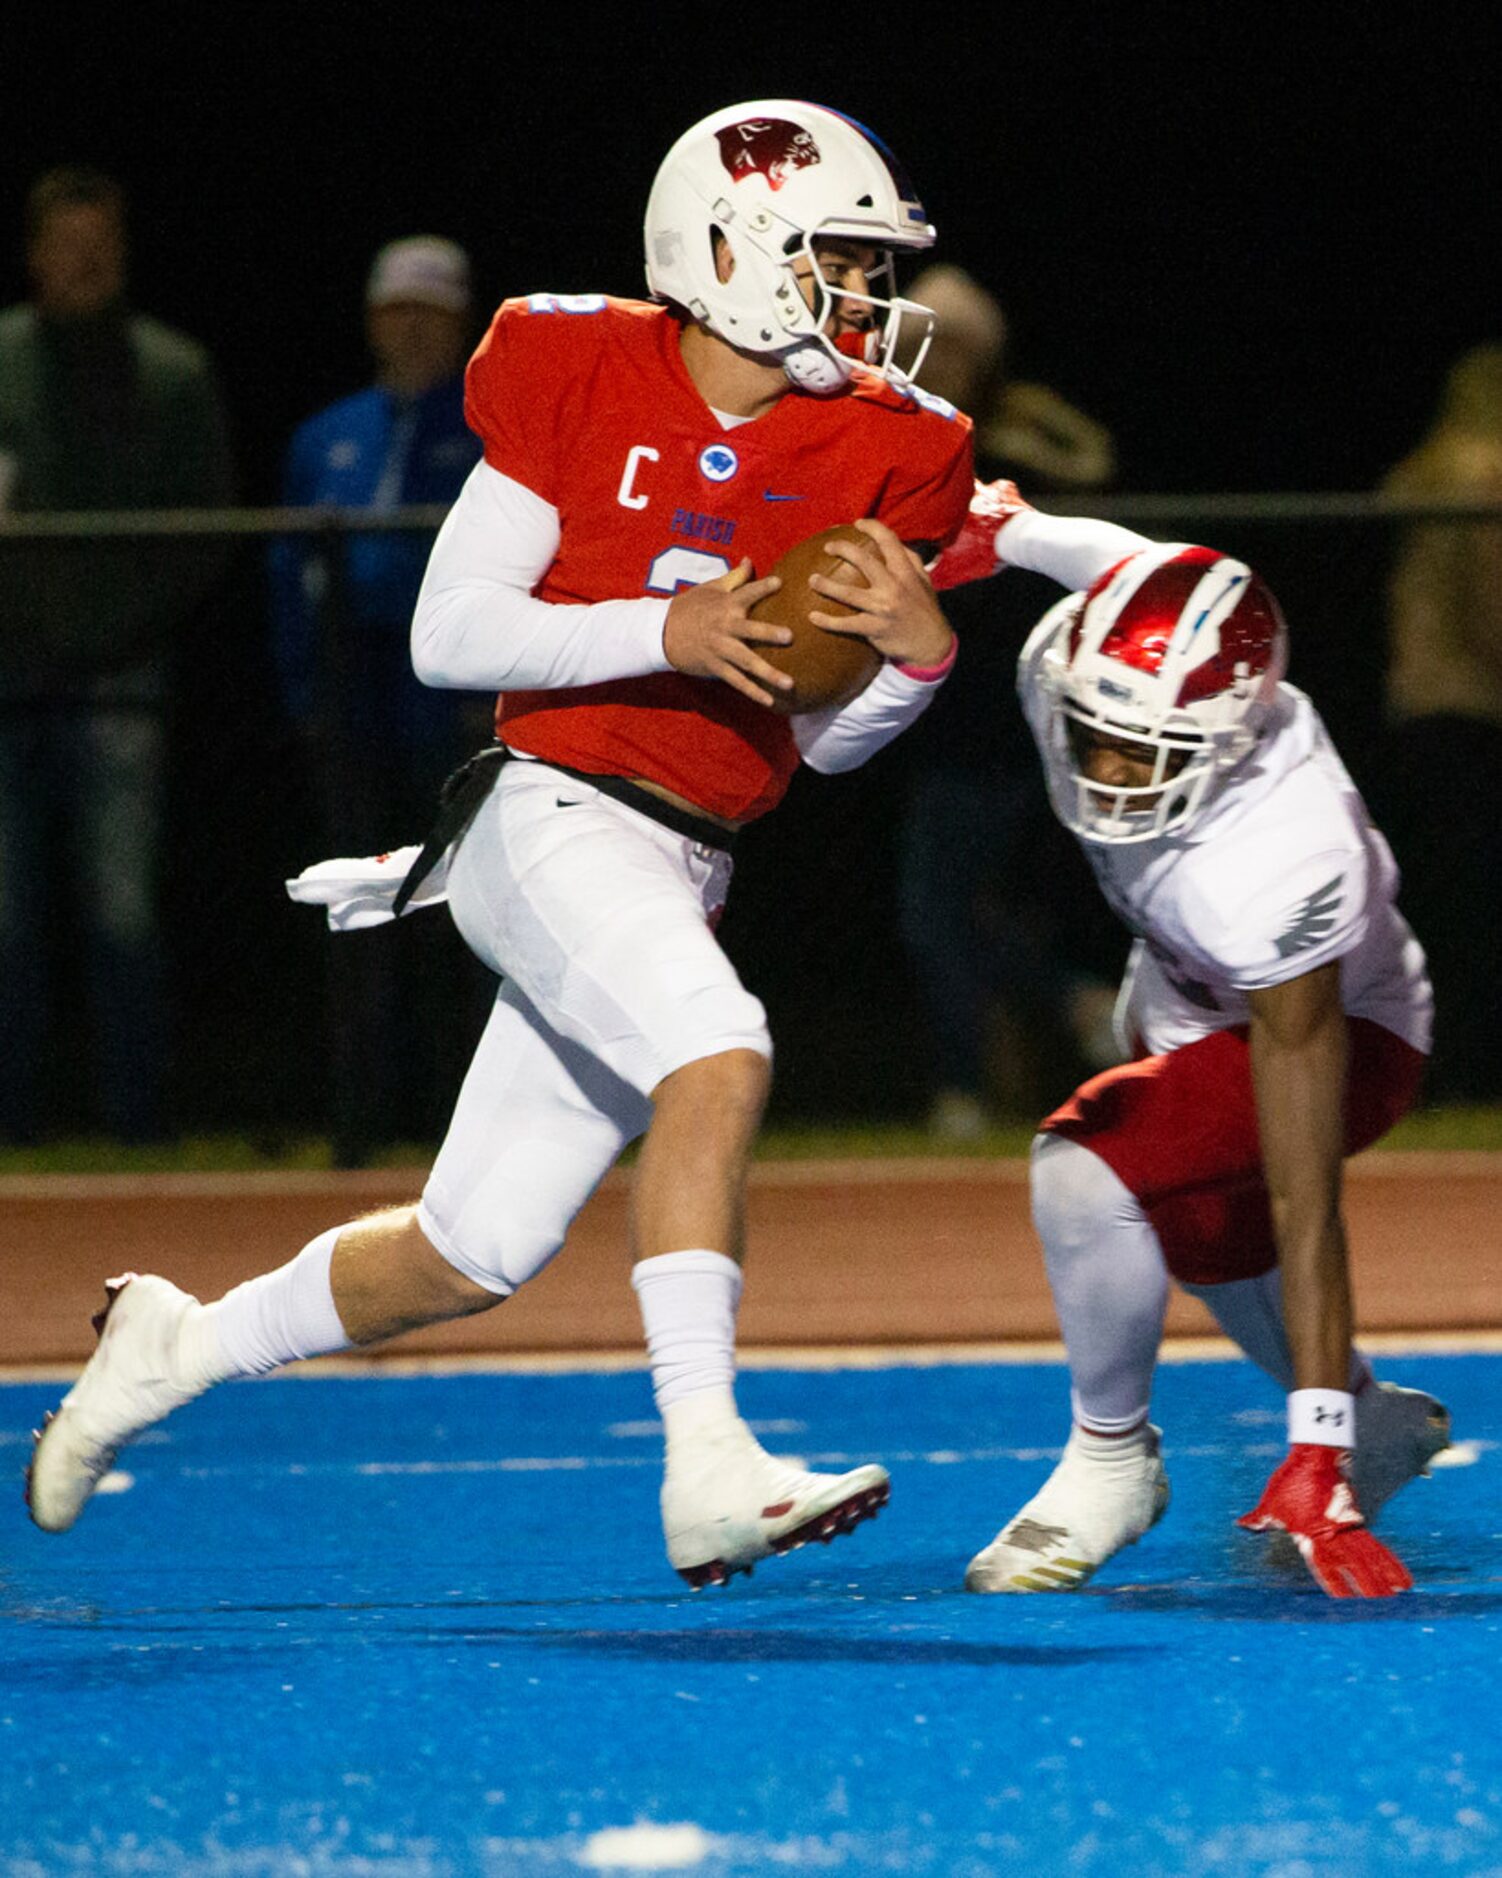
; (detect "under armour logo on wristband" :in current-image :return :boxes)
[1313,1406,1348,1426]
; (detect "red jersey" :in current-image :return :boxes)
[465,294,974,822]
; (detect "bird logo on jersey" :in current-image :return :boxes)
[716,118,821,190]
[1273,874,1346,958]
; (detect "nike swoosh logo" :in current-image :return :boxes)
[763,490,806,502]
[556,797,583,809]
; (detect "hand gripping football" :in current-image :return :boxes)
[750,524,882,715]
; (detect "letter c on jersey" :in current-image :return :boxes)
[618,446,660,511]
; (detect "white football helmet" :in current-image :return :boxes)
[644,100,938,393]
[1034,543,1289,843]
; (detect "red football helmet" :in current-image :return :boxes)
[1034,543,1289,842]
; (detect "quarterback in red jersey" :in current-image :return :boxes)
[458,289,971,818]
[30,102,973,1589]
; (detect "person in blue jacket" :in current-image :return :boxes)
[271,235,488,1162]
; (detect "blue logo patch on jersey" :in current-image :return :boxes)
[698,443,740,484]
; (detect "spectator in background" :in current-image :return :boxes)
[896,266,1122,1137]
[0,166,234,1144]
[1376,344,1502,1101]
[270,236,488,1163]
[916,266,1115,492]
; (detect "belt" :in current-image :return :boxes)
[393,745,735,918]
[392,743,511,917]
[545,760,738,853]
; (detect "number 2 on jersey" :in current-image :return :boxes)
[645,546,733,595]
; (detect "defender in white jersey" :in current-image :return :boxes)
[931,488,1450,1600]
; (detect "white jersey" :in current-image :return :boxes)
[1018,640,1433,1058]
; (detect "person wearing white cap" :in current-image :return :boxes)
[364,235,473,399]
[268,234,486,1163]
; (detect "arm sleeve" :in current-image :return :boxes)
[792,658,950,774]
[409,461,672,691]
[999,510,1163,592]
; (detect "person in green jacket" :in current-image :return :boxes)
[0,166,235,1142]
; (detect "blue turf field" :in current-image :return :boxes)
[2,1354,1498,1876]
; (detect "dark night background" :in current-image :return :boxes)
[3,7,1496,1137]
[7,9,1494,498]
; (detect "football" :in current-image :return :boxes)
[750,524,882,715]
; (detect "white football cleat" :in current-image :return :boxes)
[965,1423,1170,1593]
[27,1274,209,1533]
[1351,1381,1451,1521]
[661,1429,889,1589]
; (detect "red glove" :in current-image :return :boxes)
[928,478,1034,591]
[1238,1444,1412,1598]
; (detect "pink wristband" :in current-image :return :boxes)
[1288,1388,1355,1447]
[895,636,958,683]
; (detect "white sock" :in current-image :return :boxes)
[630,1249,742,1420]
[184,1227,353,1384]
[1180,1270,1374,1393]
[1030,1134,1167,1433]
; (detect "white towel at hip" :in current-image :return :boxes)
[285,846,450,931]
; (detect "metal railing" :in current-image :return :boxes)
[1,492,1500,542]
[1,494,1496,1153]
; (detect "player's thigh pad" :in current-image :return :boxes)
[419,976,652,1294]
[446,764,770,1096]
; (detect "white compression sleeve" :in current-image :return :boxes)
[410,461,673,691]
[1029,1133,1168,1433]
[999,510,1161,593]
[1179,1271,1373,1394]
[793,660,949,774]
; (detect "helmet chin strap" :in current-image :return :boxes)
[780,341,854,394]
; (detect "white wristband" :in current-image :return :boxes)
[1288,1388,1356,1448]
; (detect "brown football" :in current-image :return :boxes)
[749,524,882,716]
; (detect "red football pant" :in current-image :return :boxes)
[1039,1018,1426,1285]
